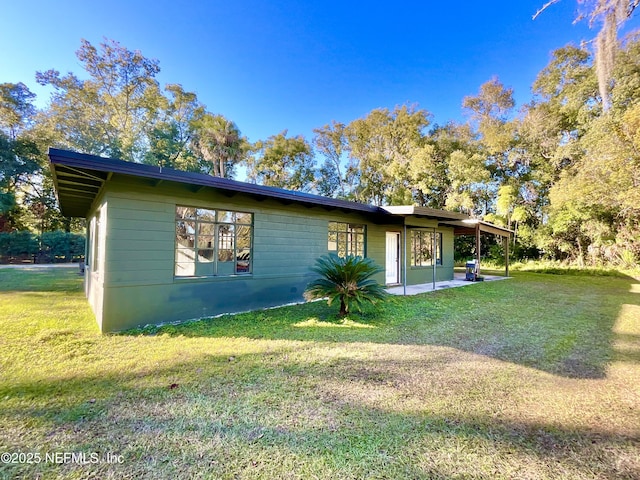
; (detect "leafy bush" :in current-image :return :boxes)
[0,231,85,263]
[0,231,39,257]
[41,231,85,262]
[304,254,387,317]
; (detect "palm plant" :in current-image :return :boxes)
[304,254,388,317]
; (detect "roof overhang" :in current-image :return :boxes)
[381,205,469,222]
[48,148,514,239]
[441,219,514,238]
[48,148,382,218]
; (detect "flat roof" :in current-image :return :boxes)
[48,148,512,237]
[442,219,514,237]
[381,205,469,222]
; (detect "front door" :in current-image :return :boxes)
[385,232,400,284]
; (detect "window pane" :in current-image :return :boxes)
[175,262,195,276]
[218,224,234,262]
[175,248,196,263]
[197,235,214,249]
[177,220,196,234]
[337,232,347,257]
[198,249,215,262]
[236,225,251,248]
[236,248,251,273]
[176,206,196,220]
[235,212,252,224]
[217,210,233,223]
[198,222,215,236]
[196,208,216,222]
[176,220,195,248]
[328,221,338,231]
[328,231,337,251]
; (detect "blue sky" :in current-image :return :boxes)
[2,1,638,144]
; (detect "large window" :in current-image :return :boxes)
[411,230,442,267]
[328,222,366,257]
[175,206,253,277]
[88,211,100,273]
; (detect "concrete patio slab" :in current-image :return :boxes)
[386,272,510,296]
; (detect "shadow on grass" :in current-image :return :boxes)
[0,266,83,293]
[1,349,638,479]
[121,271,640,380]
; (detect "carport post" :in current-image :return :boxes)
[475,222,481,276]
[403,223,407,296]
[504,235,509,277]
[432,228,436,291]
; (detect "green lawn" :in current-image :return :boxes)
[0,267,639,479]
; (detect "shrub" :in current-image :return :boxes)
[304,254,387,317]
[0,230,85,263]
[0,231,39,258]
[41,231,85,262]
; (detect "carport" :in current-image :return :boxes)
[441,219,513,278]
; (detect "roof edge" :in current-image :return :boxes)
[48,148,382,215]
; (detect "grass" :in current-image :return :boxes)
[0,266,639,479]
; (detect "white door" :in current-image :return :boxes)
[385,232,400,284]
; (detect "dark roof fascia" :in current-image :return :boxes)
[48,148,383,216]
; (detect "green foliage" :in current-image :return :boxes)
[345,105,431,205]
[0,231,39,258]
[0,230,85,263]
[304,254,387,317]
[248,130,315,191]
[143,84,204,172]
[40,231,85,262]
[36,38,163,162]
[190,113,247,178]
[313,121,355,198]
[4,34,640,270]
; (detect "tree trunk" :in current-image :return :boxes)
[339,297,348,317]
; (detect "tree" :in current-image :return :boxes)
[0,83,41,231]
[462,77,516,171]
[144,84,204,172]
[36,38,164,162]
[346,105,431,205]
[304,254,387,317]
[534,0,640,111]
[248,131,315,190]
[190,113,247,178]
[0,83,36,140]
[313,121,357,198]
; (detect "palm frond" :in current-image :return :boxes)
[304,253,388,316]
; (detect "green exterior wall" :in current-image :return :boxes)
[85,175,456,332]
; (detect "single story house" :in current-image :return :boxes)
[49,148,511,333]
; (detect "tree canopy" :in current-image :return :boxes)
[3,32,640,268]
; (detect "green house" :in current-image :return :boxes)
[49,148,510,332]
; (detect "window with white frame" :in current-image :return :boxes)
[411,230,442,266]
[175,206,253,277]
[91,211,100,272]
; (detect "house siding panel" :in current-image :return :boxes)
[94,178,398,331]
[85,176,456,332]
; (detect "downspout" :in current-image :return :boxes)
[403,222,407,296]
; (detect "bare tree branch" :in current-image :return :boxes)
[533,0,562,20]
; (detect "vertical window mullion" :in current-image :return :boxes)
[214,223,219,276]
